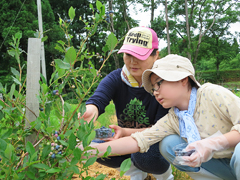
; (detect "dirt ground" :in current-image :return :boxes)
[72,162,157,180]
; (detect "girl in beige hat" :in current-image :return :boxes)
[79,54,240,180]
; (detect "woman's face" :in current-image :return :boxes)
[123,52,158,84]
[150,73,189,110]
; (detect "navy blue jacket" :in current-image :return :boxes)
[86,68,169,128]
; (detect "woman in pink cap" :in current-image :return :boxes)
[80,27,174,180]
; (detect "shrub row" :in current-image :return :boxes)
[196,69,240,84]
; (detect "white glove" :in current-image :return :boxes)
[179,133,229,167]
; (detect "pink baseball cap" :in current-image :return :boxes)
[118,27,159,60]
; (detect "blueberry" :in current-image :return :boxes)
[57,136,61,140]
[0,158,2,161]
[39,107,43,111]
[54,131,58,135]
[65,19,71,23]
[51,153,56,159]
[57,151,62,155]
[55,145,60,150]
[52,90,59,95]
[100,58,103,61]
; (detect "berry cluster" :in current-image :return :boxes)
[48,131,64,159]
[95,126,112,139]
[105,10,114,23]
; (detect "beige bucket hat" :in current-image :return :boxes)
[142,54,201,93]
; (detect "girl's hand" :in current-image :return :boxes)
[78,104,99,123]
[107,125,125,140]
[180,135,229,167]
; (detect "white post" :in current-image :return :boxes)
[37,0,47,81]
[25,38,41,145]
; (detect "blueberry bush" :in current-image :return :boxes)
[0,1,131,179]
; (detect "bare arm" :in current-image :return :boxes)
[121,127,148,136]
[224,130,240,147]
[89,136,140,157]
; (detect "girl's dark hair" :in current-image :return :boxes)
[188,77,199,89]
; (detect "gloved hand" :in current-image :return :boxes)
[180,134,229,167]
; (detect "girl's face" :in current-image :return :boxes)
[150,73,190,110]
[123,52,158,84]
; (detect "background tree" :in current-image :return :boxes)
[0,0,63,88]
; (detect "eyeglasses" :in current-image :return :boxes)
[151,79,164,95]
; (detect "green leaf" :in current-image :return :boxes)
[12,76,22,85]
[96,0,103,12]
[55,59,71,70]
[40,73,47,85]
[120,158,131,177]
[41,145,51,159]
[5,143,14,160]
[15,32,22,39]
[0,82,3,90]
[26,141,35,156]
[79,103,86,115]
[41,83,48,95]
[30,151,38,162]
[1,128,13,139]
[95,174,107,180]
[26,171,35,179]
[9,84,16,100]
[46,168,61,173]
[89,3,94,10]
[83,157,97,168]
[95,13,100,22]
[41,36,48,42]
[65,47,76,65]
[103,146,111,157]
[102,44,109,54]
[106,32,118,51]
[32,163,50,170]
[69,133,77,150]
[0,111,3,121]
[11,67,20,78]
[73,147,82,160]
[0,139,7,151]
[58,68,66,77]
[68,166,79,174]
[59,140,68,146]
[70,157,79,166]
[55,44,65,53]
[87,130,96,145]
[68,6,75,20]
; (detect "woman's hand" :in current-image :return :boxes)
[78,104,99,123]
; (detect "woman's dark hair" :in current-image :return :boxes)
[150,49,158,56]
